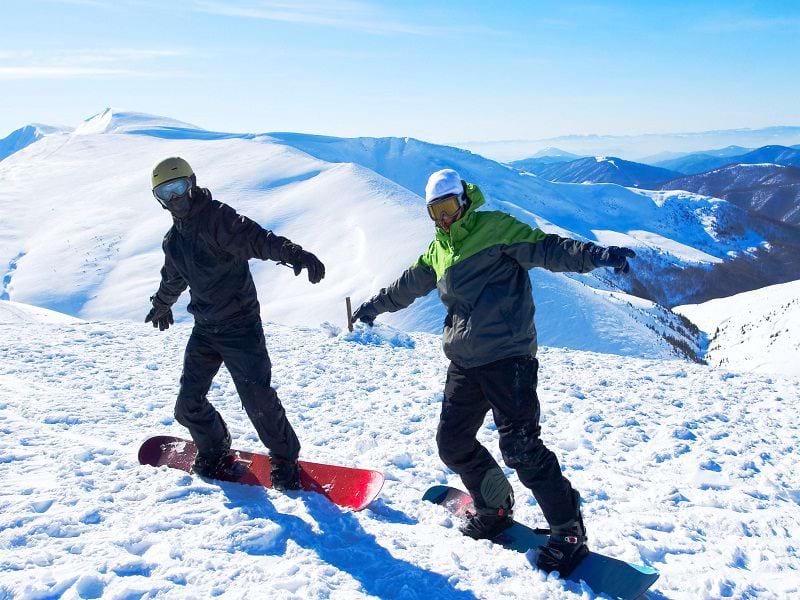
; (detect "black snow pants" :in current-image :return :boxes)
[436,354,579,527]
[174,317,300,461]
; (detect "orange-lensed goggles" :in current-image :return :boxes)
[426,193,463,222]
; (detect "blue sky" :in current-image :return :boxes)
[1,0,799,142]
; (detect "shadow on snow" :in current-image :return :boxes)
[218,483,476,600]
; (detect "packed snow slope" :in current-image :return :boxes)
[675,280,800,377]
[1,304,799,599]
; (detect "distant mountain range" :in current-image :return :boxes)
[639,145,752,165]
[661,164,800,226]
[654,145,800,175]
[512,148,584,168]
[457,126,800,162]
[508,144,800,227]
[512,155,681,188]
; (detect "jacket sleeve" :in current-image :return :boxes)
[154,251,188,306]
[204,201,292,262]
[367,258,437,315]
[497,213,600,273]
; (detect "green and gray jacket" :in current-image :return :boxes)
[364,182,603,368]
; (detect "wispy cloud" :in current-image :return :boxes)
[0,66,152,79]
[698,16,800,33]
[0,47,189,79]
[190,0,490,36]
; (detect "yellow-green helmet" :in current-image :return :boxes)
[151,157,194,190]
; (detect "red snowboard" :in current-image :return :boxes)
[138,435,384,511]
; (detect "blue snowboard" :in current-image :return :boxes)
[423,485,659,600]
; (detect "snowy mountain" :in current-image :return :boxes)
[509,148,584,171]
[529,147,583,160]
[661,164,800,226]
[263,130,800,307]
[2,108,800,361]
[655,144,800,175]
[457,126,800,162]
[640,145,752,166]
[1,304,798,599]
[0,123,71,162]
[517,156,681,188]
[675,280,800,377]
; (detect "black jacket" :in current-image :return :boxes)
[154,188,293,326]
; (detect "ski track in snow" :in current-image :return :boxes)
[1,318,799,599]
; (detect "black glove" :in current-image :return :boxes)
[593,246,636,274]
[351,302,377,326]
[280,243,326,284]
[188,186,211,202]
[145,296,174,331]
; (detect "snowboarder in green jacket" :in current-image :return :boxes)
[351,169,635,576]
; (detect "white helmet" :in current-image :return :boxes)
[425,169,464,203]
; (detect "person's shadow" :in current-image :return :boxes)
[218,483,477,599]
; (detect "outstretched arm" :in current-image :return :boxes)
[204,199,292,262]
[202,195,324,283]
[352,259,437,325]
[496,213,617,273]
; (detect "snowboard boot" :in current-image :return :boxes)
[535,492,589,576]
[460,466,515,539]
[270,456,301,491]
[191,423,232,477]
[460,505,514,540]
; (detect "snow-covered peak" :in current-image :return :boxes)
[0,122,72,161]
[73,108,203,136]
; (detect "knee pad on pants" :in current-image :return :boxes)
[499,423,546,469]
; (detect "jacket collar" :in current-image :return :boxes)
[434,181,486,247]
[173,187,212,230]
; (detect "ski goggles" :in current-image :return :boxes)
[153,177,192,206]
[426,193,464,223]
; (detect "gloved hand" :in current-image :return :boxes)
[145,296,174,331]
[188,186,211,202]
[280,243,326,284]
[351,302,377,326]
[593,246,636,274]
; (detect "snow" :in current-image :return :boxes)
[675,280,800,377]
[1,303,799,599]
[74,108,202,136]
[0,299,81,324]
[623,230,724,264]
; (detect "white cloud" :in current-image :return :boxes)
[190,0,475,36]
[698,16,800,33]
[0,66,146,79]
[0,48,189,79]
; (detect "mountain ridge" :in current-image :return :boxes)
[3,108,799,360]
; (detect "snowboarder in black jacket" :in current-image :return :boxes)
[145,157,325,490]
